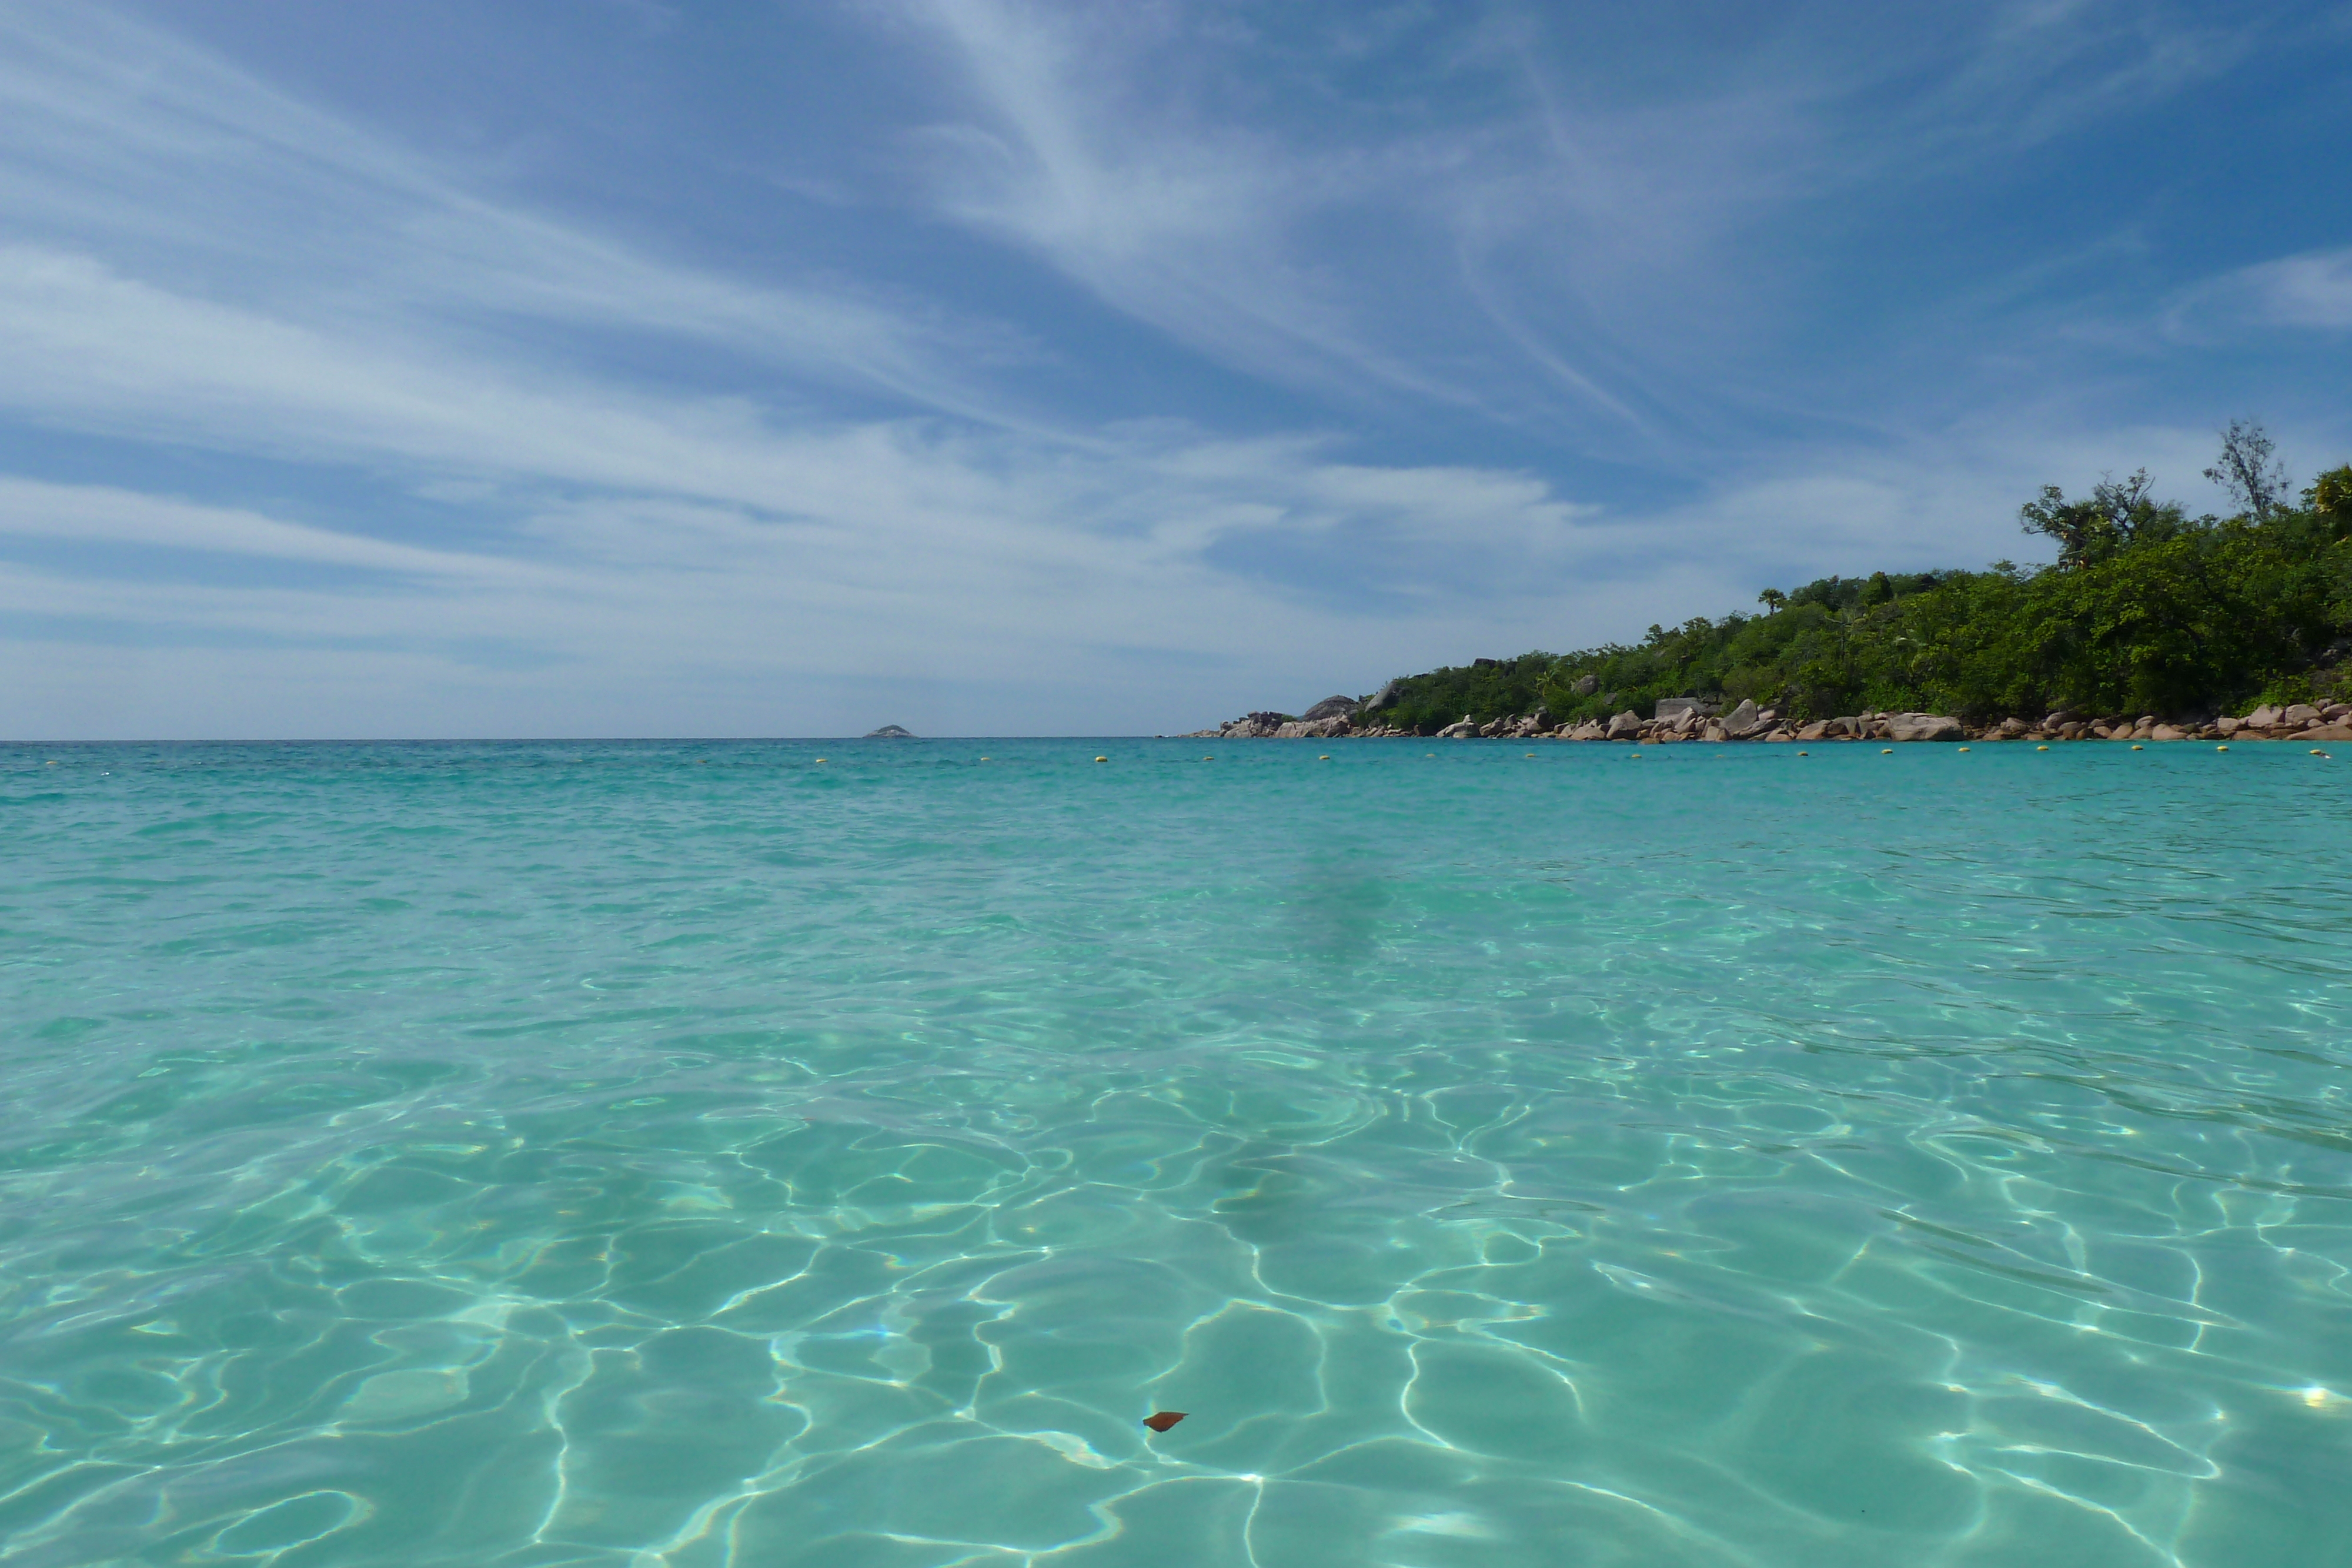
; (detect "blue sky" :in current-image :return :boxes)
[2,0,2348,737]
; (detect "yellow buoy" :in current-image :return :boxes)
[1881,748,1893,754]
[1957,747,1970,753]
[816,758,826,763]
[1201,755,1211,761]
[2216,745,2227,753]
[1797,750,1809,756]
[980,756,990,761]
[1318,754,1331,760]
[2036,745,2050,751]
[1095,755,1108,763]
[1525,753,1535,758]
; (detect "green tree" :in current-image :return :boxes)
[2018,470,2183,569]
[1363,443,2351,735]
[2309,464,2352,540]
[2205,418,2292,520]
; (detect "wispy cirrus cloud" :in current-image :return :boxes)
[0,476,548,581]
[0,0,1038,428]
[893,0,1735,440]
[897,0,1467,411]
[886,0,2294,460]
[2169,246,2352,337]
[0,240,1596,597]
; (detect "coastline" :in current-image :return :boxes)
[1188,697,2352,745]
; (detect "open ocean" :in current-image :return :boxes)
[4,737,2350,1567]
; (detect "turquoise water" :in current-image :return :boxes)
[4,738,2350,1567]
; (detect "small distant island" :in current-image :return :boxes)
[1191,428,2352,745]
[864,724,916,738]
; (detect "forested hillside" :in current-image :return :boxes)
[1365,427,2351,733]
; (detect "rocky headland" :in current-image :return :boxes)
[1188,695,2352,745]
[1208,438,2351,752]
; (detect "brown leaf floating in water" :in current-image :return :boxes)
[1142,1412,1186,1432]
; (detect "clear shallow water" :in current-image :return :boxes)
[3,737,2350,1568]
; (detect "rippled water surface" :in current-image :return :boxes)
[5,737,2351,1566]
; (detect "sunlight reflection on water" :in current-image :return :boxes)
[2,737,2348,1566]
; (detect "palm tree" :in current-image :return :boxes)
[1758,589,1786,615]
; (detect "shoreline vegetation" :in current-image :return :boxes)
[1191,426,2352,747]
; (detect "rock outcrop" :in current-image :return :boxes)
[1182,691,2348,745]
[864,724,916,738]
[1884,713,1963,742]
[1203,711,1293,738]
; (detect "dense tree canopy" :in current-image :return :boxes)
[1368,435,2352,734]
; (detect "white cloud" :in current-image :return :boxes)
[0,0,1035,427]
[0,476,550,583]
[891,0,1736,441]
[2171,246,2352,336]
[0,230,1643,733]
[1915,0,2259,153]
[899,0,1466,409]
[2253,250,2352,328]
[884,0,2276,458]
